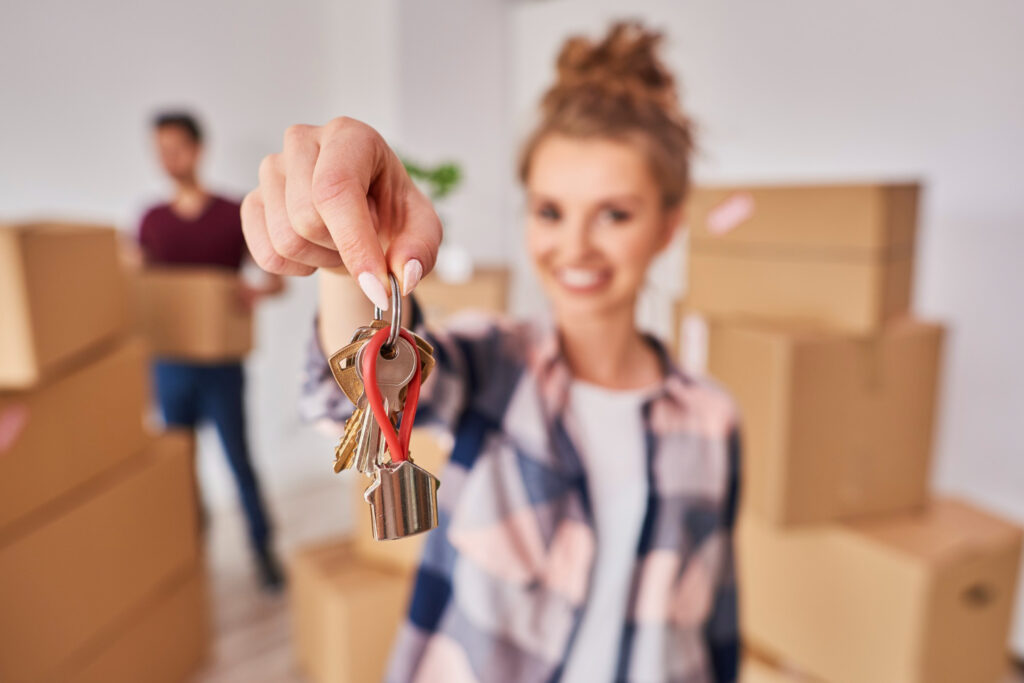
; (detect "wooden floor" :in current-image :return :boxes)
[189,480,351,683]
[189,481,1024,683]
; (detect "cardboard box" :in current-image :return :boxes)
[707,317,944,525]
[741,654,821,682]
[59,566,209,683]
[0,223,128,388]
[686,183,918,333]
[290,540,413,683]
[133,266,253,361]
[414,266,509,322]
[0,432,200,682]
[738,498,1023,683]
[0,338,149,534]
[290,540,354,677]
[353,429,450,572]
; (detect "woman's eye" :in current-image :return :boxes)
[537,205,561,222]
[601,208,632,223]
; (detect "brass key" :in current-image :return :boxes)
[332,403,364,472]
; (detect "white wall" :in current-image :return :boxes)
[1,0,400,524]
[508,0,1024,657]
[395,0,513,266]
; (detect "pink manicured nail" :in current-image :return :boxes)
[357,272,389,310]
[402,259,423,296]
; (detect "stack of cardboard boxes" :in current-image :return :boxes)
[289,268,509,683]
[680,184,1023,683]
[0,223,208,683]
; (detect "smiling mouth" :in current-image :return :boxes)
[554,267,612,293]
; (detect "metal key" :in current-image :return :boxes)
[329,323,432,473]
[329,322,435,406]
[351,396,384,474]
[351,336,418,473]
[332,403,364,472]
[331,325,393,473]
[357,336,417,415]
[330,326,380,404]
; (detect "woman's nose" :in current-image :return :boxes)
[558,216,592,258]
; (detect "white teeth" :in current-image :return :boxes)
[557,268,605,288]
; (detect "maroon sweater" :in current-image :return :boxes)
[138,195,247,270]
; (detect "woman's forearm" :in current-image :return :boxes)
[318,267,374,354]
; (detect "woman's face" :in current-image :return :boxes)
[525,134,679,322]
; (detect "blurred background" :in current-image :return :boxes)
[2,1,1023,681]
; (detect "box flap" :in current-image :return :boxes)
[847,497,1024,564]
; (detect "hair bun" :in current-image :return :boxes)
[547,22,678,114]
[521,21,695,208]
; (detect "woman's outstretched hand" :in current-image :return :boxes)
[241,117,442,309]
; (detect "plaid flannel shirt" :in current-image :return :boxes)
[303,305,741,683]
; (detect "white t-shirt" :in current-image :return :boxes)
[561,380,653,683]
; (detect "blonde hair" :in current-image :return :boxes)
[519,21,695,208]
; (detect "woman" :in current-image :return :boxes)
[242,22,741,683]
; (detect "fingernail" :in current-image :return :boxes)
[357,272,389,310]
[402,259,423,296]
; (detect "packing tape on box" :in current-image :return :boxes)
[0,404,29,452]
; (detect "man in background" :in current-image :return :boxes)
[139,111,284,589]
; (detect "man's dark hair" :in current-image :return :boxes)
[153,111,203,144]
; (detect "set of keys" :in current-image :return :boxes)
[328,273,440,540]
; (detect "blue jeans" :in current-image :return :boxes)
[152,361,272,550]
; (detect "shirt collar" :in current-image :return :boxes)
[530,322,692,421]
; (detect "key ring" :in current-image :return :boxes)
[373,273,402,353]
[361,326,422,463]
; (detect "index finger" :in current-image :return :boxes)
[311,118,390,309]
